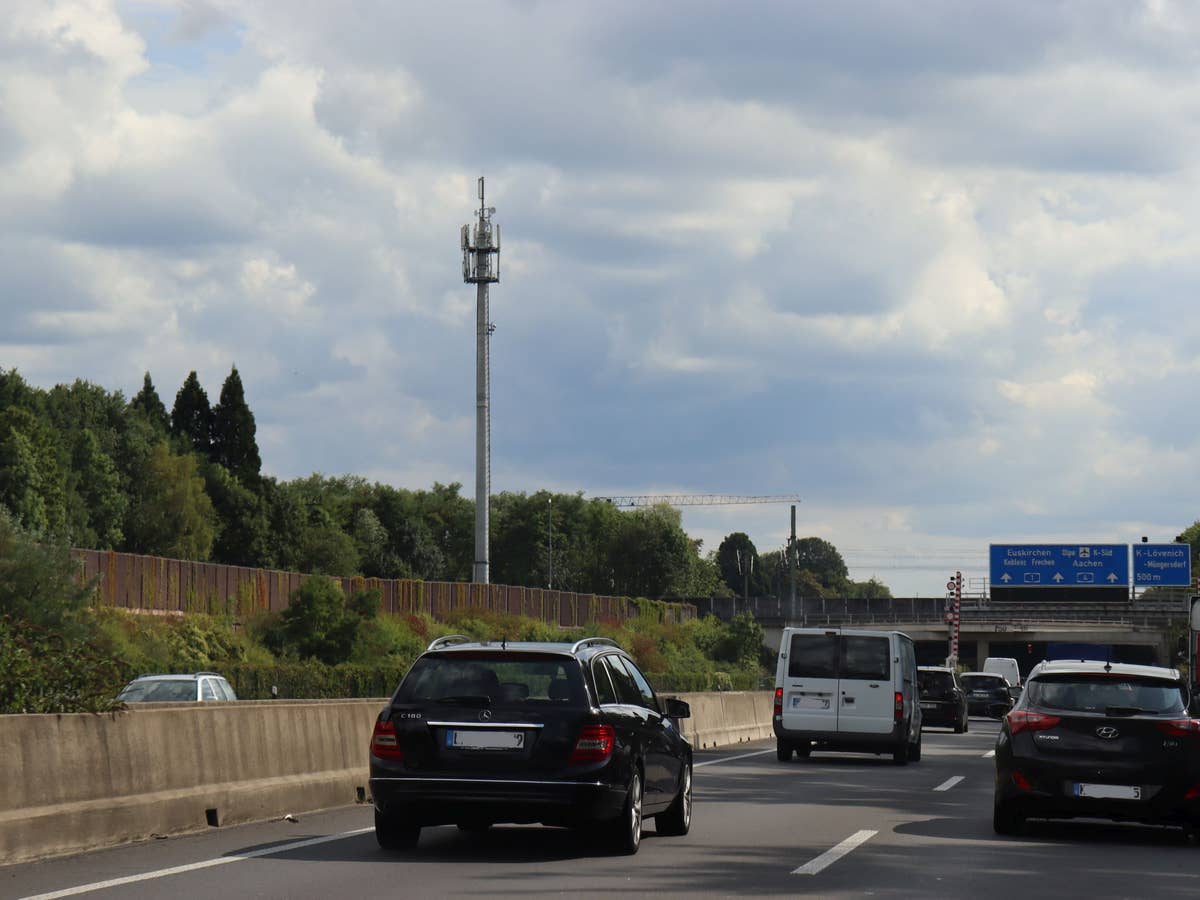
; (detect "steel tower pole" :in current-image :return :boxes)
[474,277,490,584]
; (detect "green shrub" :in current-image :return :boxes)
[0,617,124,713]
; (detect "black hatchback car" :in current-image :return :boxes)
[918,666,968,733]
[993,660,1200,835]
[369,635,693,854]
[961,672,1014,718]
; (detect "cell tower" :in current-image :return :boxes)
[461,177,500,584]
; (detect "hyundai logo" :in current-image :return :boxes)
[478,709,493,721]
[1096,726,1120,740]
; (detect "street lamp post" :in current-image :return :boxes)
[547,496,553,590]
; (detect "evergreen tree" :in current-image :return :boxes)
[130,372,170,434]
[210,366,261,482]
[170,371,213,454]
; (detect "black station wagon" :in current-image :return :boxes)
[369,636,693,854]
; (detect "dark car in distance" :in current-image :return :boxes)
[369,636,693,855]
[918,666,968,733]
[994,660,1200,836]
[962,672,1014,718]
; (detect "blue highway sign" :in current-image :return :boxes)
[1132,543,1192,587]
[990,544,1129,588]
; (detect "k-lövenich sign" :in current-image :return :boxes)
[1132,544,1192,587]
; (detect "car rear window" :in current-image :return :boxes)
[395,652,586,707]
[1027,675,1186,715]
[919,671,955,693]
[787,634,890,680]
[119,680,198,702]
[961,675,1005,691]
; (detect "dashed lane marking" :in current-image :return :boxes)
[933,775,964,792]
[792,829,878,875]
[19,828,376,900]
[983,749,995,758]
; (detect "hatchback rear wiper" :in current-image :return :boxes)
[1104,706,1154,717]
[434,694,492,707]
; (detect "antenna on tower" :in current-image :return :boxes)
[462,177,501,584]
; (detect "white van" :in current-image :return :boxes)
[982,657,1022,700]
[772,627,922,765]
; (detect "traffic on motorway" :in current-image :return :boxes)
[4,629,1199,899]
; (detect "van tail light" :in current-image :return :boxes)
[1156,719,1200,737]
[894,692,903,722]
[1011,770,1033,791]
[1006,711,1061,735]
[569,725,615,764]
[371,718,403,762]
[774,688,783,717]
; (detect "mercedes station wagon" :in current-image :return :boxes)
[994,660,1200,836]
[369,636,693,854]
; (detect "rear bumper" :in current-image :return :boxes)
[967,699,1011,717]
[920,701,962,728]
[995,763,1200,827]
[773,720,905,752]
[370,775,628,827]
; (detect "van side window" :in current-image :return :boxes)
[840,636,890,680]
[788,634,837,678]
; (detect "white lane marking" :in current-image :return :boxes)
[20,827,375,900]
[792,829,877,876]
[933,775,964,792]
[694,749,775,768]
[983,750,995,758]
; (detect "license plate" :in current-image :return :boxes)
[1073,783,1140,800]
[447,729,524,750]
[791,696,830,710]
[920,702,936,710]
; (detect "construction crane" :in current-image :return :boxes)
[595,495,801,508]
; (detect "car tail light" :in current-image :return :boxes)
[1006,710,1061,735]
[1011,770,1032,791]
[894,692,903,722]
[1156,719,1200,737]
[371,718,403,762]
[774,688,783,717]
[1185,783,1200,801]
[569,724,615,764]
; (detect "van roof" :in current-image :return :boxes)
[781,627,913,639]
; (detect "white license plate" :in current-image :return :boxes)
[920,702,936,710]
[1073,783,1140,800]
[447,729,524,750]
[791,696,830,710]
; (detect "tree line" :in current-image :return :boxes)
[0,367,888,600]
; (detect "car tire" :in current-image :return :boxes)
[908,727,922,762]
[963,714,969,734]
[611,770,643,855]
[776,739,793,762]
[892,729,910,766]
[656,762,692,836]
[795,740,812,758]
[953,710,965,734]
[992,795,1025,836]
[375,808,420,850]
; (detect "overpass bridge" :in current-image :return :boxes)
[692,595,1190,672]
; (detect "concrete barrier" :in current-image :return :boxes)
[0,691,772,864]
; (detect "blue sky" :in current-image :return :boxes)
[4,1,1200,595]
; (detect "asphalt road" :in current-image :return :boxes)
[4,719,1198,899]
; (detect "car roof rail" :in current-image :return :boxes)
[570,636,622,654]
[195,672,222,677]
[426,634,474,652]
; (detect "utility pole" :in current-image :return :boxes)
[547,495,553,590]
[789,504,797,608]
[461,177,500,584]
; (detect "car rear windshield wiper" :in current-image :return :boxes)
[434,694,492,707]
[1104,706,1155,717]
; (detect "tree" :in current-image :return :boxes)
[171,371,213,454]
[794,537,849,592]
[203,462,271,567]
[210,366,261,483]
[130,372,170,434]
[0,407,68,536]
[68,428,126,548]
[278,575,356,664]
[124,442,217,560]
[0,507,95,635]
[608,504,695,598]
[716,532,769,598]
[296,525,360,576]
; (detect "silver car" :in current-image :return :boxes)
[117,672,238,703]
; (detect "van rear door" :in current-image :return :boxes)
[835,634,894,735]
[780,632,839,732]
